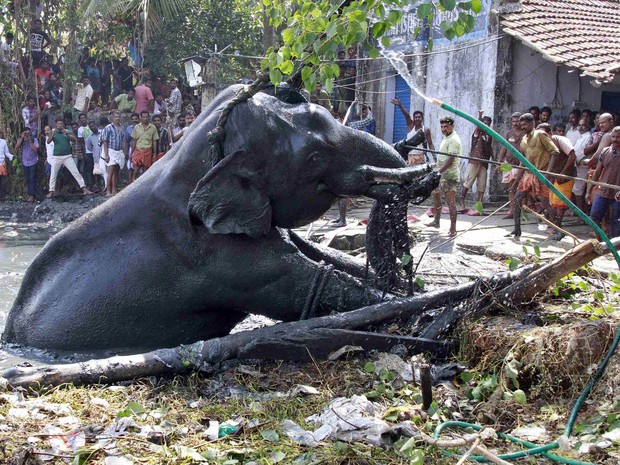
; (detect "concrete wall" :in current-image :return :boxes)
[417,38,500,180]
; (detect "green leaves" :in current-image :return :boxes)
[416,3,433,19]
[500,162,514,173]
[262,0,483,88]
[439,0,457,11]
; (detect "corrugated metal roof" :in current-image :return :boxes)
[501,0,620,82]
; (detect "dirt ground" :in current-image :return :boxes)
[0,196,619,464]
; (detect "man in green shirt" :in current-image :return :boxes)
[114,89,137,113]
[131,110,158,180]
[426,116,461,237]
[46,118,92,198]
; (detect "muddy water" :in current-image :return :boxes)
[0,220,276,367]
[0,222,63,366]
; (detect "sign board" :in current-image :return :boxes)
[385,0,491,51]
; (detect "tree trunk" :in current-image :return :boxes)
[502,237,620,305]
[262,7,275,53]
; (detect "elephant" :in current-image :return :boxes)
[2,83,439,353]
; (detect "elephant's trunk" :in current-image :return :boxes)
[360,164,432,185]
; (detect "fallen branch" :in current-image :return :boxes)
[502,237,620,305]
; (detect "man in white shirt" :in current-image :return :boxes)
[73,75,93,116]
[0,130,15,178]
[572,118,593,218]
[153,93,167,116]
[565,109,582,146]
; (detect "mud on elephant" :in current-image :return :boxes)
[3,83,439,353]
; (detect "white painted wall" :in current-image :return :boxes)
[414,39,500,192]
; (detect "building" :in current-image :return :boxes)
[365,0,620,200]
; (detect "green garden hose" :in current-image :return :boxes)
[429,99,620,465]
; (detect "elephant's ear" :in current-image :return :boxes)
[188,150,272,238]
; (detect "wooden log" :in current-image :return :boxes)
[237,329,454,361]
[502,237,620,305]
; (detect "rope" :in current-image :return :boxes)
[406,146,620,192]
[205,73,272,169]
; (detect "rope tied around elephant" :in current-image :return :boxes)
[205,73,272,169]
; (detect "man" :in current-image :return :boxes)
[117,58,135,93]
[311,83,332,112]
[14,129,39,202]
[73,75,93,115]
[124,112,140,183]
[540,106,553,124]
[76,114,93,189]
[495,112,523,219]
[22,96,40,138]
[1,31,13,60]
[134,78,154,114]
[30,19,52,67]
[553,122,566,136]
[171,111,194,143]
[152,115,170,161]
[510,113,560,238]
[582,109,595,132]
[426,116,461,237]
[101,111,125,196]
[539,123,577,240]
[153,93,167,116]
[113,89,137,113]
[528,106,541,126]
[166,78,182,118]
[566,109,582,145]
[85,58,101,105]
[169,113,186,147]
[85,120,103,192]
[43,72,58,93]
[43,125,54,180]
[391,98,435,165]
[358,105,376,135]
[460,111,493,209]
[588,126,620,238]
[348,106,374,131]
[572,118,592,217]
[35,59,51,92]
[0,130,14,180]
[587,113,614,168]
[46,118,92,198]
[131,110,158,177]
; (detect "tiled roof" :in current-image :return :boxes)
[501,0,620,82]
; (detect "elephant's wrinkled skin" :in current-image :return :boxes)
[3,85,437,352]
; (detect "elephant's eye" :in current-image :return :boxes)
[307,151,323,164]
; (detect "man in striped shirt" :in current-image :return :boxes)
[101,110,125,196]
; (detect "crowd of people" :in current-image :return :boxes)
[0,19,202,200]
[388,103,620,239]
[2,18,619,241]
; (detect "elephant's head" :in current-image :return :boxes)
[188,90,432,238]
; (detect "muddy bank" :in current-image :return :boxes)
[0,195,108,229]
